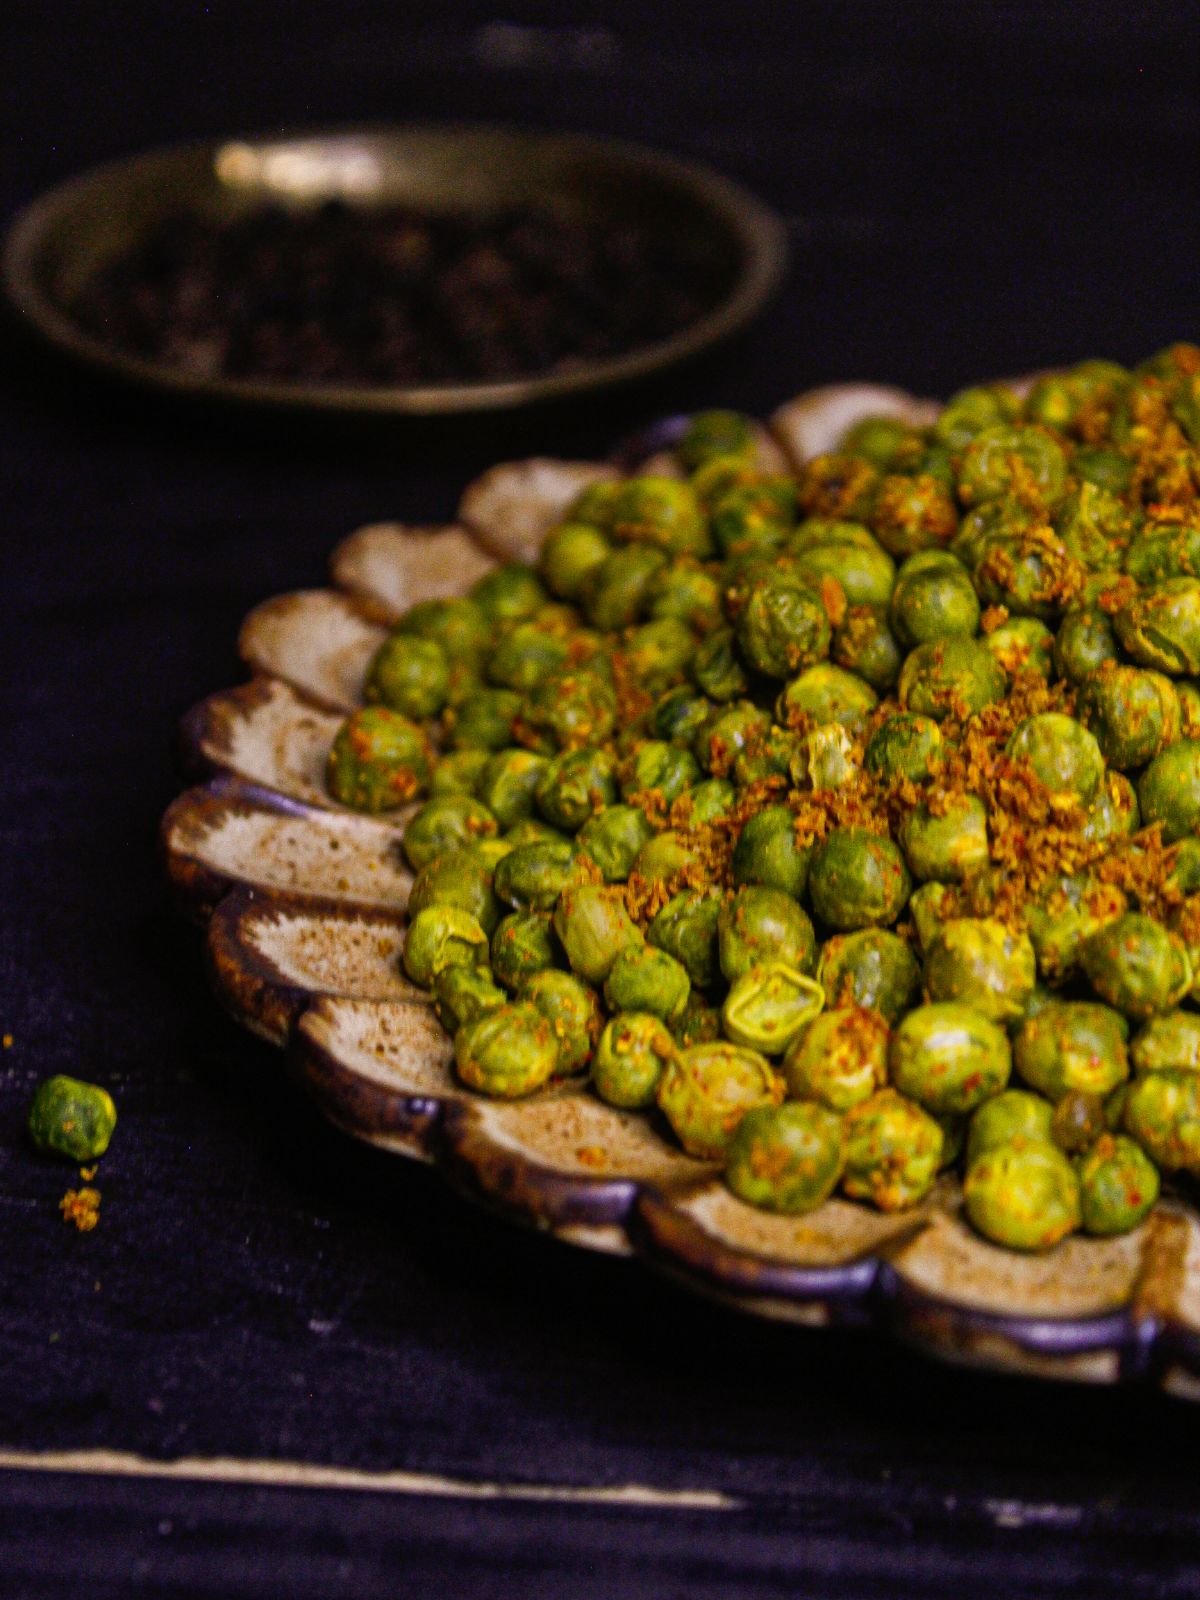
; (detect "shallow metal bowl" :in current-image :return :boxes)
[3,125,788,415]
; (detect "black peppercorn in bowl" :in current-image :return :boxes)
[2,125,787,415]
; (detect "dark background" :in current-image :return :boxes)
[2,3,1199,1596]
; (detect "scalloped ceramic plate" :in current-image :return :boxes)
[163,385,1200,1396]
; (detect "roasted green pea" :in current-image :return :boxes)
[678,410,757,472]
[1077,1134,1159,1235]
[447,687,523,751]
[923,918,1036,1024]
[493,840,580,911]
[1079,773,1140,847]
[433,964,507,1033]
[710,480,795,558]
[644,559,724,632]
[842,414,919,469]
[629,830,702,887]
[409,849,503,935]
[605,943,691,1024]
[521,969,603,1075]
[718,887,817,982]
[657,1042,784,1159]
[1007,713,1105,806]
[721,962,823,1054]
[1013,1001,1130,1101]
[1026,871,1127,983]
[1123,1069,1200,1171]
[652,685,713,745]
[1115,578,1200,675]
[582,543,668,630]
[402,794,499,871]
[966,1089,1055,1167]
[863,714,942,783]
[620,741,700,808]
[648,891,722,989]
[693,701,770,775]
[1050,1090,1107,1154]
[470,563,546,623]
[1138,740,1200,843]
[870,473,958,558]
[693,627,751,705]
[736,577,831,679]
[473,749,548,828]
[591,1012,677,1108]
[983,616,1055,679]
[399,596,490,665]
[622,617,696,693]
[28,1076,117,1161]
[612,477,711,557]
[808,828,910,931]
[1074,446,1135,495]
[576,805,656,882]
[554,884,642,984]
[964,1143,1080,1250]
[490,909,558,991]
[934,384,1020,451]
[328,707,432,812]
[732,806,813,899]
[777,664,878,734]
[678,778,737,826]
[486,621,570,693]
[790,534,897,608]
[1081,914,1193,1018]
[725,1102,845,1214]
[1077,665,1180,771]
[403,906,489,987]
[889,552,979,648]
[890,1002,1012,1115]
[567,479,623,532]
[365,633,450,720]
[958,424,1068,508]
[783,1005,889,1111]
[842,1089,943,1211]
[455,1001,559,1097]
[816,929,921,1024]
[1124,520,1200,584]
[430,748,491,797]
[1055,483,1135,572]
[898,637,1006,721]
[831,604,903,692]
[539,521,611,599]
[899,794,990,883]
[674,997,723,1048]
[517,668,617,753]
[1053,607,1119,684]
[534,746,618,833]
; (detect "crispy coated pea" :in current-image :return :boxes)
[1081,914,1193,1018]
[898,637,1006,721]
[1131,1011,1200,1074]
[486,622,571,693]
[605,944,691,1024]
[490,909,558,991]
[28,1076,117,1161]
[592,1012,677,1108]
[736,577,831,678]
[399,595,490,665]
[692,627,750,702]
[538,521,611,599]
[402,794,499,871]
[470,563,546,623]
[474,749,548,828]
[841,1089,943,1211]
[1050,1090,1107,1154]
[328,707,432,812]
[725,1102,845,1214]
[448,686,523,751]
[1078,1134,1160,1235]
[534,746,618,833]
[516,667,617,753]
[567,479,623,532]
[788,722,856,791]
[718,887,817,982]
[973,526,1078,622]
[1084,772,1141,852]
[890,1002,1012,1115]
[1026,871,1127,983]
[777,664,878,734]
[864,713,942,782]
[1138,740,1200,843]
[623,617,695,693]
[964,1143,1080,1250]
[630,830,703,886]
[433,964,506,1033]
[694,699,771,777]
[965,1089,1055,1167]
[831,604,903,692]
[403,906,489,987]
[554,884,642,984]
[493,840,581,911]
[620,741,700,808]
[1013,1001,1130,1100]
[711,480,795,558]
[721,962,824,1054]
[521,969,602,1075]
[1053,607,1119,684]
[1006,713,1104,805]
[1077,665,1181,771]
[889,552,980,647]
[791,531,896,609]
[648,891,722,989]
[1115,579,1200,675]
[808,827,911,931]
[611,477,712,557]
[923,918,1036,1024]
[783,1006,889,1111]
[1123,1070,1200,1171]
[983,616,1054,679]
[644,560,724,632]
[582,543,668,630]
[799,453,879,521]
[816,930,921,1025]
[870,473,958,558]
[431,748,491,797]
[934,384,1020,451]
[957,424,1068,508]
[575,805,655,882]
[899,795,990,883]
[365,633,450,720]
[908,881,957,952]
[732,806,813,899]
[678,410,757,472]
[678,778,737,826]
[841,414,919,469]
[657,1042,784,1159]
[455,1001,559,1098]
[1124,520,1200,583]
[408,849,502,935]
[652,685,712,746]
[1055,483,1135,572]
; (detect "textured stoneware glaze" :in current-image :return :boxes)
[163,384,1200,1395]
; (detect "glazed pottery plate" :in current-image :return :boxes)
[3,125,786,415]
[163,382,1200,1395]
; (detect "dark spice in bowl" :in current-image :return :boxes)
[68,200,729,388]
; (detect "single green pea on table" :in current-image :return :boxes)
[323,348,1200,1254]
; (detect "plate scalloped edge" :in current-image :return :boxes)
[161,383,1200,1398]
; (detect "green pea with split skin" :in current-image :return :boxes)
[455,1001,560,1098]
[604,943,691,1025]
[657,1041,784,1159]
[721,962,824,1054]
[28,1076,117,1162]
[783,1005,890,1111]
[591,1013,678,1109]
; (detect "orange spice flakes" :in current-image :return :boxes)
[60,1186,101,1232]
[819,575,847,629]
[979,605,1010,635]
[609,648,654,729]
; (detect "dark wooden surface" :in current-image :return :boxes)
[2,3,1199,1595]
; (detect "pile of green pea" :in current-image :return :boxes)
[326,344,1200,1252]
